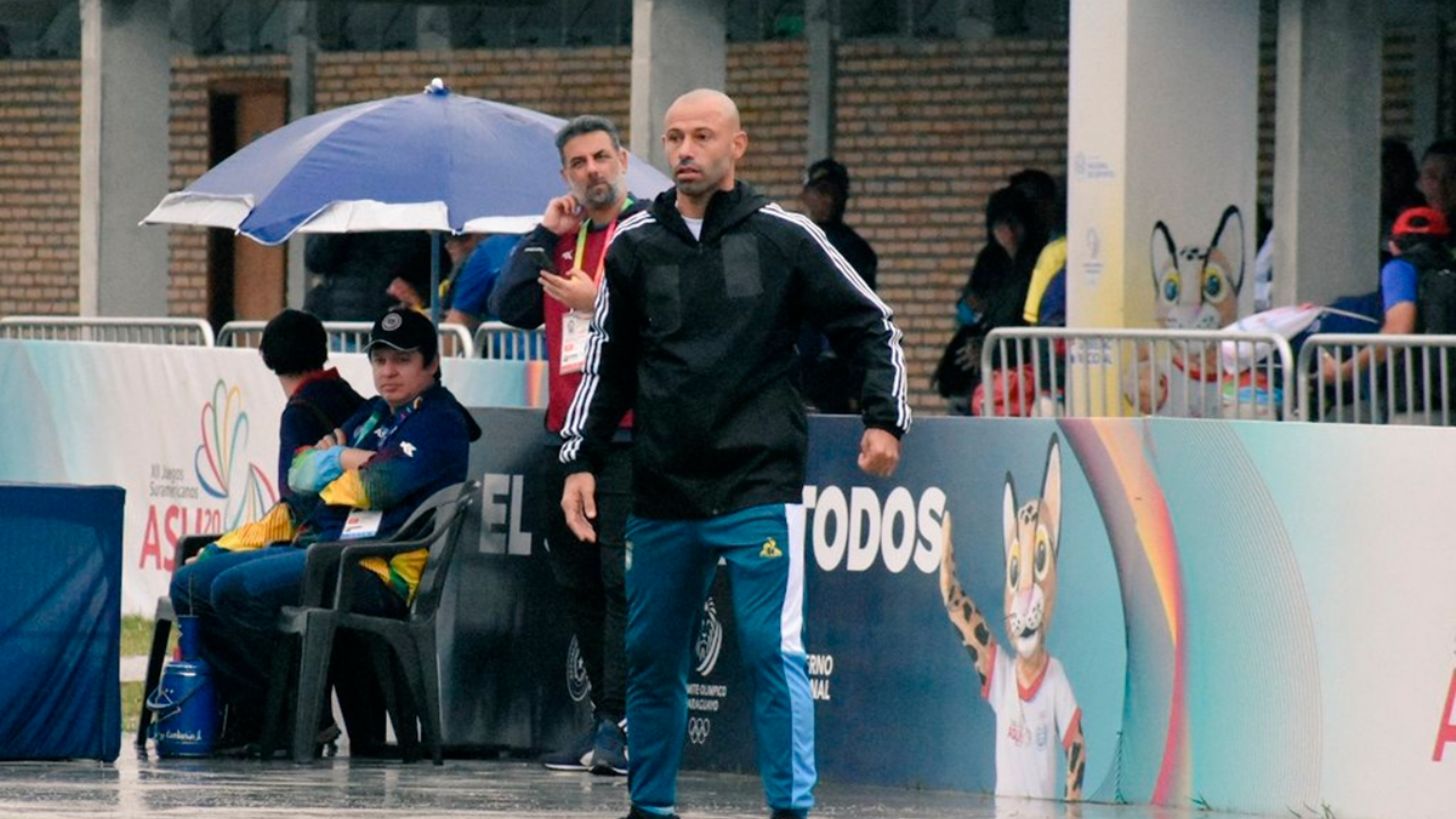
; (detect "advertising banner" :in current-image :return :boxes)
[0,339,542,615]
[467,409,1455,819]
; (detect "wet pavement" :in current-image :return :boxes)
[0,744,1261,819]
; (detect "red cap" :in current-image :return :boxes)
[1392,206,1451,238]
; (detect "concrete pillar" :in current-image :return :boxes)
[1272,0,1382,307]
[1406,5,1441,154]
[1066,0,1259,329]
[629,0,726,175]
[956,0,996,40]
[415,6,452,53]
[79,0,174,317]
[285,1,317,308]
[804,0,835,164]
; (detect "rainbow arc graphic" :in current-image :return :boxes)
[194,379,278,529]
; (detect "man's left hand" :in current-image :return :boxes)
[858,427,901,477]
[540,268,598,313]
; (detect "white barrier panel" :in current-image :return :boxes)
[0,339,542,615]
[0,316,214,346]
[219,320,476,359]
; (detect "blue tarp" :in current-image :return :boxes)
[0,483,124,761]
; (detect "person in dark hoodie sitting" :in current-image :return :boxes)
[171,307,481,750]
[259,309,367,506]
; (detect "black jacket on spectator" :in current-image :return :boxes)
[303,232,433,321]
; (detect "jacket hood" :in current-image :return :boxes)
[650,181,769,243]
[423,382,483,442]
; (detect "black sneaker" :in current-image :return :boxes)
[769,810,807,819]
[539,723,595,771]
[589,718,628,776]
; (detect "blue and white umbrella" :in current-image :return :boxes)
[142,78,671,244]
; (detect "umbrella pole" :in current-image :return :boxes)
[429,231,442,327]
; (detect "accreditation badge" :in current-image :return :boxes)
[559,310,593,374]
[340,509,384,540]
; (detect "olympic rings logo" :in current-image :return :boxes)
[687,717,712,745]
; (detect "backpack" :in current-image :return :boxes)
[1408,242,1456,334]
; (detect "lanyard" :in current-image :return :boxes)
[352,399,418,448]
[569,196,633,282]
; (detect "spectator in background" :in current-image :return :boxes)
[444,233,518,329]
[385,232,519,329]
[1418,138,1456,228]
[1382,139,1426,264]
[1320,206,1453,384]
[933,186,1044,413]
[171,308,480,754]
[171,308,366,750]
[490,114,644,776]
[797,158,879,413]
[304,232,433,322]
[257,309,366,505]
[1011,170,1068,328]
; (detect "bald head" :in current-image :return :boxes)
[662,89,749,217]
[665,89,741,131]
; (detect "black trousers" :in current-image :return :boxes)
[539,443,632,722]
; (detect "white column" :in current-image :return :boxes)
[285,1,318,309]
[1067,0,1259,329]
[1273,0,1382,307]
[1405,2,1443,156]
[415,6,451,52]
[79,0,174,317]
[804,0,835,164]
[630,0,726,175]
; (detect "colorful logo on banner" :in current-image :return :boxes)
[194,379,277,530]
[140,379,279,571]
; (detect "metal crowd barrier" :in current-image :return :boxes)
[1296,333,1456,425]
[979,327,1294,420]
[218,320,476,358]
[474,321,547,361]
[0,316,215,346]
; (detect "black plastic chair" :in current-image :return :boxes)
[135,534,217,747]
[260,481,478,764]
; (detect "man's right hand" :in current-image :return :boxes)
[542,194,584,236]
[562,471,599,542]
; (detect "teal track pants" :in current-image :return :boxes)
[623,503,816,816]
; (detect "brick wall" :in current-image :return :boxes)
[167,54,289,317]
[314,46,632,134]
[0,60,80,315]
[727,41,811,206]
[4,26,1451,412]
[835,39,1068,411]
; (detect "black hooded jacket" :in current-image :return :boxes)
[560,182,910,519]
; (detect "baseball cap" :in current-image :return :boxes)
[803,158,849,194]
[365,307,438,359]
[1392,206,1451,238]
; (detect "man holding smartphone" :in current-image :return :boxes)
[489,115,645,776]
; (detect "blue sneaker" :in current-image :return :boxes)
[540,723,594,771]
[589,718,628,776]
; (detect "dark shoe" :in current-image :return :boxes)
[770,810,808,819]
[540,723,595,771]
[589,718,628,776]
[620,807,680,819]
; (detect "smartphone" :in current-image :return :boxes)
[523,245,554,272]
